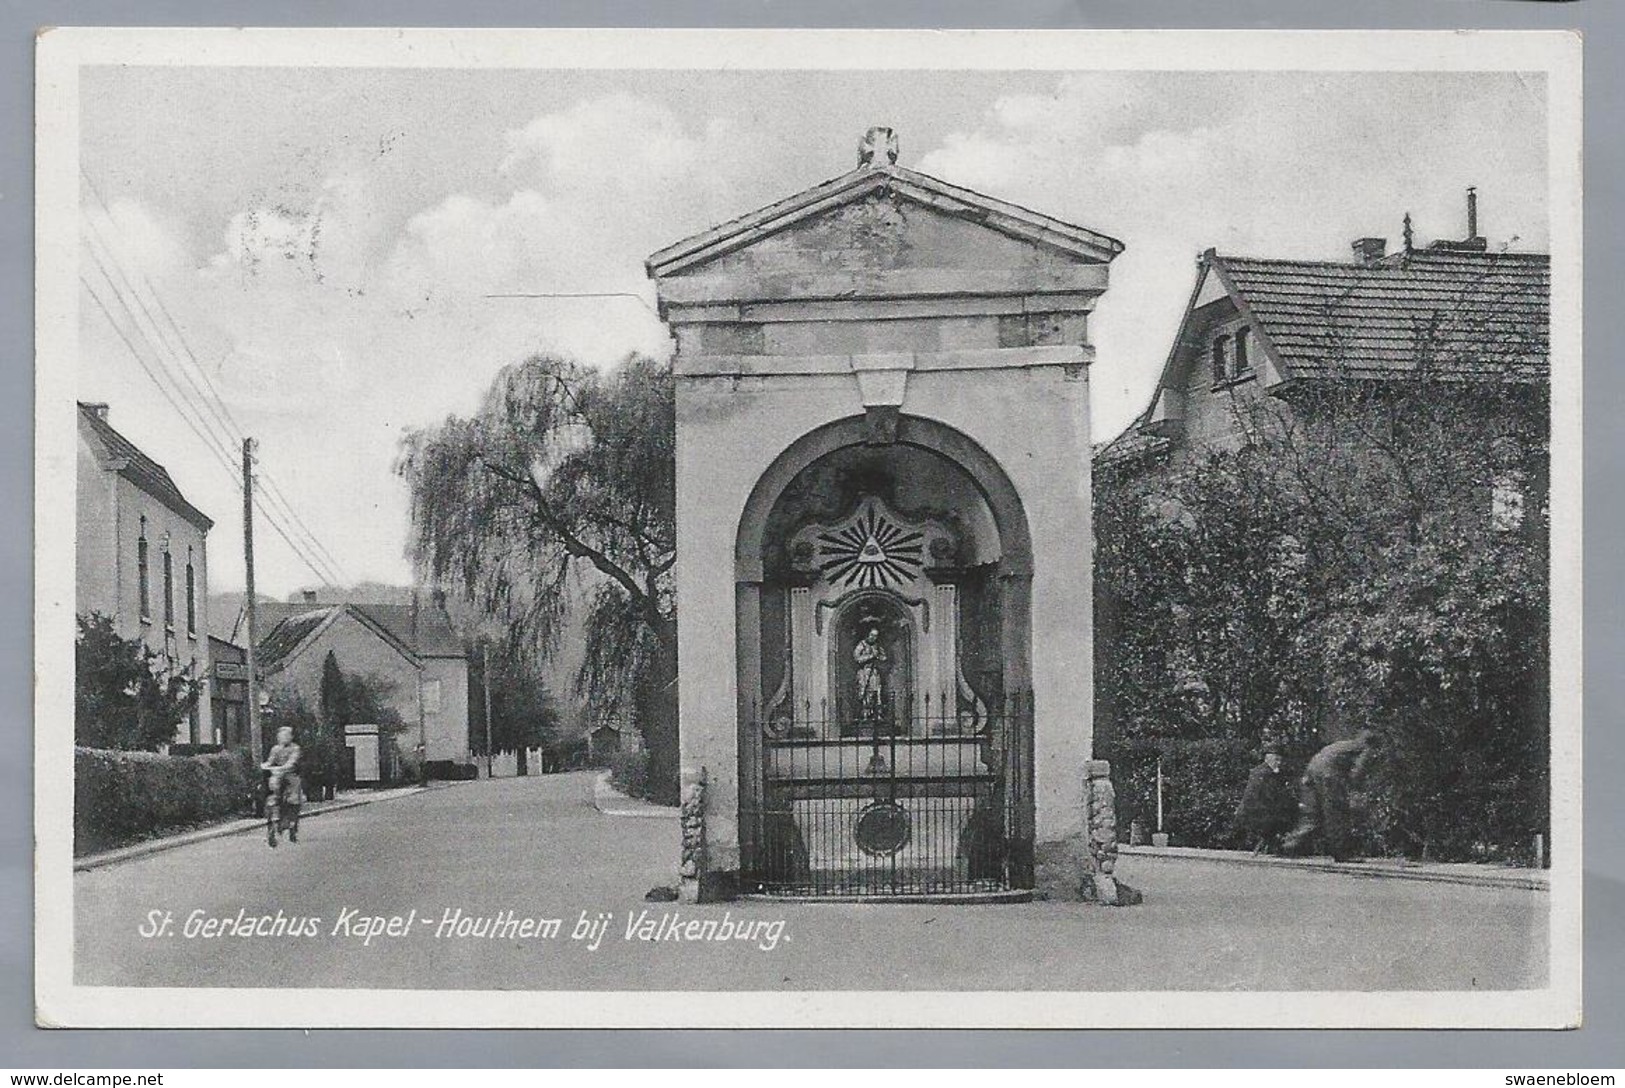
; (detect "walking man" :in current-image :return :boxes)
[1282,730,1382,862]
[1231,742,1298,854]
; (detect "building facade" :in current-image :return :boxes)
[646,131,1121,900]
[1099,205,1550,511]
[76,401,214,745]
[1093,203,1550,758]
[208,635,249,749]
[255,596,471,763]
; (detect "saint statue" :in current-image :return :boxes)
[854,625,888,724]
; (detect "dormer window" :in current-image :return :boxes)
[1211,334,1231,383]
[1212,326,1254,385]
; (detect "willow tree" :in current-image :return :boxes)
[398,353,678,799]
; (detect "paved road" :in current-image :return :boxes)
[75,772,1547,992]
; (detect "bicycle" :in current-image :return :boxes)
[264,770,302,848]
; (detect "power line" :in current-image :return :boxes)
[81,267,345,589]
[79,171,353,588]
[257,473,351,585]
[80,168,251,444]
[80,204,244,461]
[82,171,341,584]
[81,277,242,490]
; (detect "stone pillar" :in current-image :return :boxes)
[1033,758,1142,904]
[678,766,709,903]
[1081,759,1142,906]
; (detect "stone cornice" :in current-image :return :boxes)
[673,345,1092,380]
[656,265,1109,314]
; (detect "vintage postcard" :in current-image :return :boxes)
[35,27,1582,1028]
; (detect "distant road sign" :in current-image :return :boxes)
[215,661,249,681]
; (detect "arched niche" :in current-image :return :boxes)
[735,414,1033,735]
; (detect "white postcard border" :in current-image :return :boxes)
[34,26,1584,1030]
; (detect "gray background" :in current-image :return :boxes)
[4,0,1618,1068]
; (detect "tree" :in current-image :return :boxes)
[303,650,410,789]
[398,353,678,801]
[1095,255,1550,859]
[468,643,562,774]
[75,612,200,751]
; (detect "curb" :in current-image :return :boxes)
[1120,844,1549,891]
[591,770,679,820]
[73,785,433,872]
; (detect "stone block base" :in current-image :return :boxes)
[1030,760,1145,905]
[1032,834,1143,904]
[1033,835,1090,901]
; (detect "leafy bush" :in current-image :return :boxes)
[607,749,653,801]
[75,746,257,855]
[1103,736,1260,848]
[75,613,200,751]
[1095,377,1550,862]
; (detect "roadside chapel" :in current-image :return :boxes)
[646,129,1125,901]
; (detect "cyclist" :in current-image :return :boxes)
[262,725,304,847]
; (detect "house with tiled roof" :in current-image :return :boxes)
[76,401,214,745]
[1092,195,1551,759]
[254,592,472,764]
[1097,193,1550,531]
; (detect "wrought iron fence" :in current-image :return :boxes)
[739,690,1032,897]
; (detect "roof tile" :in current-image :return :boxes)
[1215,251,1549,380]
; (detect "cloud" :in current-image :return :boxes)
[917,72,1549,439]
[80,93,740,592]
[500,92,704,184]
[82,196,192,279]
[77,76,1549,596]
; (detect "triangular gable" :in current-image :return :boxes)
[1142,251,1292,430]
[646,164,1123,278]
[261,604,422,676]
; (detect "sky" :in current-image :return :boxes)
[76,66,1549,599]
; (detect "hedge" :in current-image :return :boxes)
[75,746,258,855]
[1100,736,1259,849]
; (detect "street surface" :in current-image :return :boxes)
[75,772,1547,991]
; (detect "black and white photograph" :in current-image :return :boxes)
[34,27,1582,1029]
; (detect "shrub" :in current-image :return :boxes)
[1102,736,1260,849]
[74,746,257,855]
[607,748,653,801]
[76,613,200,751]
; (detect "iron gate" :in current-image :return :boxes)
[740,691,1032,897]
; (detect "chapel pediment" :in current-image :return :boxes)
[646,163,1122,308]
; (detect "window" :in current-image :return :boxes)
[1212,327,1254,385]
[1211,334,1230,383]
[185,549,197,637]
[162,547,174,630]
[423,678,443,714]
[1234,328,1252,374]
[137,518,150,622]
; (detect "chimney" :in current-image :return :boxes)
[82,402,110,421]
[301,589,318,604]
[1351,237,1387,266]
[1426,188,1489,253]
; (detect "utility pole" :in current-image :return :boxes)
[242,438,263,761]
[482,641,494,779]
